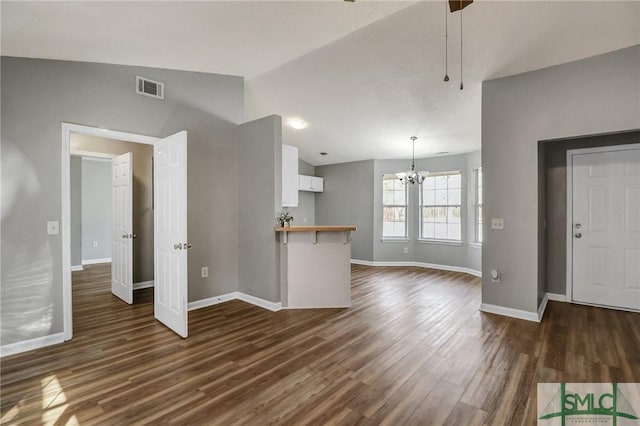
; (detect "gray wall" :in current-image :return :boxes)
[316,160,375,261]
[237,116,282,303]
[372,153,481,270]
[72,135,155,283]
[70,156,82,267]
[287,159,316,225]
[1,57,243,345]
[543,131,640,295]
[81,159,112,262]
[482,45,640,313]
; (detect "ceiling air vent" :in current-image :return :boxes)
[136,76,164,100]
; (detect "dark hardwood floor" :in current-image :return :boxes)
[1,263,639,425]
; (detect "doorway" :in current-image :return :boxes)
[70,138,154,304]
[62,123,189,340]
[567,143,640,311]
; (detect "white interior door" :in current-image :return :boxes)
[111,152,133,304]
[572,146,640,311]
[154,131,188,337]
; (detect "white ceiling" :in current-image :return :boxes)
[3,1,639,165]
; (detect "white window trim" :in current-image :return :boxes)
[474,167,483,245]
[381,174,408,240]
[418,170,463,243]
[417,239,463,246]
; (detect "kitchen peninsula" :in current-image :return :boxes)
[275,226,357,309]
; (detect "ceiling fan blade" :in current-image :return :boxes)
[449,0,473,13]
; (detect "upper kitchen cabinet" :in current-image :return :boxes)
[282,144,299,207]
[298,175,324,192]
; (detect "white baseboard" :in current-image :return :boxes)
[546,292,567,302]
[351,259,481,278]
[133,280,154,290]
[537,293,549,322]
[188,292,282,312]
[236,292,282,312]
[480,303,540,322]
[1,332,65,358]
[71,265,84,272]
[82,258,112,265]
[188,292,237,311]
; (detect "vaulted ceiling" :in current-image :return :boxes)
[3,1,639,165]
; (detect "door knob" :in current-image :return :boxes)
[173,243,183,250]
[574,233,582,238]
[131,233,137,239]
[122,234,129,239]
[184,242,193,249]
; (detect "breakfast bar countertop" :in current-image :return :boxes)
[274,226,357,232]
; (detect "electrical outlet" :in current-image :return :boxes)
[201,267,208,278]
[92,241,98,248]
[403,247,409,254]
[47,220,59,235]
[491,218,505,230]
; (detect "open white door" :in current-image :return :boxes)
[154,131,188,337]
[111,152,134,304]
[572,146,640,311]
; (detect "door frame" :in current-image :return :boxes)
[565,143,640,306]
[61,123,158,341]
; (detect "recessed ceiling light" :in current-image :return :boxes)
[320,152,329,156]
[288,118,308,130]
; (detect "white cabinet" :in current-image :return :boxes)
[298,175,324,192]
[282,145,299,207]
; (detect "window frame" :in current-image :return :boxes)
[418,170,463,243]
[381,173,409,241]
[474,167,483,244]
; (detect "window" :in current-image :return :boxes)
[475,167,483,243]
[420,171,462,241]
[382,174,407,239]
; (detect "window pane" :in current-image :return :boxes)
[447,188,461,205]
[448,223,461,240]
[448,173,461,189]
[383,190,394,205]
[424,176,435,190]
[422,207,435,223]
[422,222,435,239]
[393,190,405,205]
[435,175,448,189]
[435,223,447,239]
[383,179,394,191]
[383,206,405,238]
[435,189,447,205]
[448,206,461,224]
[423,189,435,205]
[435,207,446,222]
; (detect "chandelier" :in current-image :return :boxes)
[396,136,427,185]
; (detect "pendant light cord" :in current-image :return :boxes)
[444,0,448,81]
[460,0,464,90]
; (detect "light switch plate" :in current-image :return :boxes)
[491,218,504,230]
[47,220,59,235]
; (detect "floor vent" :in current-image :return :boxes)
[136,76,164,100]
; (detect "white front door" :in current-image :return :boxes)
[111,152,134,304]
[154,131,188,337]
[572,146,640,311]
